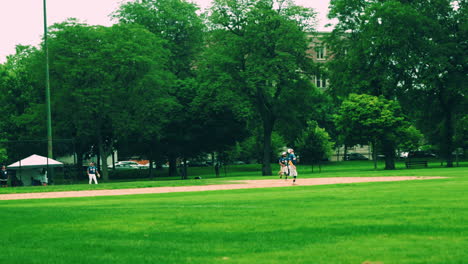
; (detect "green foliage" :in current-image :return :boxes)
[397,125,424,152]
[0,147,7,163]
[454,115,468,149]
[204,0,317,175]
[226,131,286,163]
[114,0,205,78]
[295,120,334,163]
[114,1,217,176]
[334,94,405,146]
[43,20,173,179]
[334,94,414,169]
[0,46,47,160]
[275,86,336,146]
[327,0,467,166]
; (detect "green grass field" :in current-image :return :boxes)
[1,162,467,263]
[2,160,467,194]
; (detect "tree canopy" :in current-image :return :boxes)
[327,0,467,167]
[204,0,317,175]
[334,93,416,169]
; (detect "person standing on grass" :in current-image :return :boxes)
[278,152,289,179]
[1,165,8,187]
[87,162,100,184]
[287,148,298,184]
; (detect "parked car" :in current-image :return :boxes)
[407,151,437,159]
[188,161,209,167]
[109,161,146,169]
[344,153,369,161]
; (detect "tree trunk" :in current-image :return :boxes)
[215,162,220,178]
[343,145,348,161]
[148,158,154,179]
[97,135,110,181]
[262,117,274,176]
[180,157,188,180]
[371,141,378,169]
[76,148,84,181]
[442,110,454,167]
[168,156,177,176]
[383,140,396,170]
[111,150,115,171]
[437,83,455,168]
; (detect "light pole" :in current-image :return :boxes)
[43,0,53,159]
[43,0,54,184]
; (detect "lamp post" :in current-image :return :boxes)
[43,0,53,159]
[43,0,54,184]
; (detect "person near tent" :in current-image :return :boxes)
[40,168,48,186]
[7,154,63,186]
[87,162,100,184]
[1,165,9,187]
[31,168,48,186]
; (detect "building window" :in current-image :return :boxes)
[315,75,327,88]
[315,46,325,60]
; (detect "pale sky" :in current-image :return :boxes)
[0,0,333,63]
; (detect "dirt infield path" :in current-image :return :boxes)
[0,176,445,201]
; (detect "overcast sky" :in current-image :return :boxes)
[0,0,333,63]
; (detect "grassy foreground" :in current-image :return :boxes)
[0,165,467,264]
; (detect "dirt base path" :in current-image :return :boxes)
[0,176,445,201]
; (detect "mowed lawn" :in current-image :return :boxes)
[0,164,467,264]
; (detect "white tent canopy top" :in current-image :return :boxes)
[8,154,64,169]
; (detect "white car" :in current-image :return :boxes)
[109,161,142,169]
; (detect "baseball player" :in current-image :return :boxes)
[87,162,100,184]
[278,152,289,179]
[287,148,298,184]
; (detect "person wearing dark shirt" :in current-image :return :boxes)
[1,165,9,187]
[87,162,100,184]
[278,152,288,179]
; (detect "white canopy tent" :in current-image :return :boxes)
[8,154,63,186]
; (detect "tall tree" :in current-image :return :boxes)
[0,46,48,162]
[328,0,467,167]
[47,20,171,180]
[205,0,316,175]
[115,0,205,176]
[334,94,415,169]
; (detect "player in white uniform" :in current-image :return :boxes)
[278,152,289,179]
[87,162,100,184]
[287,148,298,184]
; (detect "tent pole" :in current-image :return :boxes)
[46,155,49,186]
[19,159,22,185]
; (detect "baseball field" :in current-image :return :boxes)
[0,161,466,264]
